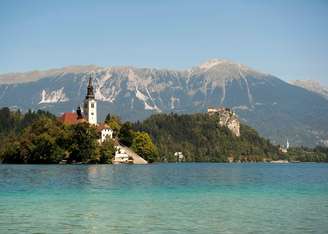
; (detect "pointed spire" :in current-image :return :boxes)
[88,75,92,87]
[86,74,95,99]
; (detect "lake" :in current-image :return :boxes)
[0,163,327,233]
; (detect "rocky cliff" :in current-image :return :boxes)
[208,107,240,137]
[1,59,328,147]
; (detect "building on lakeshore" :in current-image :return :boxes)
[174,152,184,162]
[97,123,113,143]
[113,146,130,164]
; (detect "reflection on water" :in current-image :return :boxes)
[0,163,328,233]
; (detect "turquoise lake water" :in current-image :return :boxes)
[0,163,327,234]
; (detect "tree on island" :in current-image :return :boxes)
[118,122,134,147]
[0,107,327,164]
[131,131,158,163]
[99,139,115,164]
[69,123,99,163]
[104,113,122,138]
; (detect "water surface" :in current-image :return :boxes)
[0,163,327,233]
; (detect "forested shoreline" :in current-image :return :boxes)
[0,107,327,163]
[133,113,328,162]
[0,107,157,164]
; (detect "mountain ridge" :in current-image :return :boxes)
[0,59,328,147]
[0,59,266,85]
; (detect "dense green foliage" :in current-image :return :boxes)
[0,107,157,164]
[131,131,158,163]
[99,139,116,163]
[118,122,135,147]
[0,108,115,164]
[286,146,328,162]
[117,121,159,162]
[0,108,327,163]
[0,108,55,136]
[133,113,328,162]
[104,114,122,137]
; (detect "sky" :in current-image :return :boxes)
[0,0,328,84]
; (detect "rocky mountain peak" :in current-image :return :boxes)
[197,59,251,72]
[1,61,328,147]
[198,59,231,70]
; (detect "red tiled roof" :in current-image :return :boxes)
[58,112,80,125]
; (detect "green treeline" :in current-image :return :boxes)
[105,113,158,162]
[1,107,327,163]
[133,113,328,162]
[133,113,279,162]
[0,108,114,163]
[0,108,157,164]
[286,146,328,162]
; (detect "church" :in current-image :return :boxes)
[58,76,113,142]
[58,76,147,164]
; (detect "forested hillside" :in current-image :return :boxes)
[1,108,327,163]
[0,107,157,164]
[134,113,328,162]
[133,113,280,162]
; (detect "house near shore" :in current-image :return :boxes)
[113,146,131,164]
[97,123,113,143]
[58,76,113,143]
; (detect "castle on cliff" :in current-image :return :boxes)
[208,107,241,137]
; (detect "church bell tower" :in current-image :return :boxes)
[84,76,97,125]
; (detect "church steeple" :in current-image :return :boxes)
[86,76,95,99]
[83,75,97,125]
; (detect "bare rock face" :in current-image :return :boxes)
[208,107,240,137]
[1,59,328,147]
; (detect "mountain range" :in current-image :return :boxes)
[1,59,328,147]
